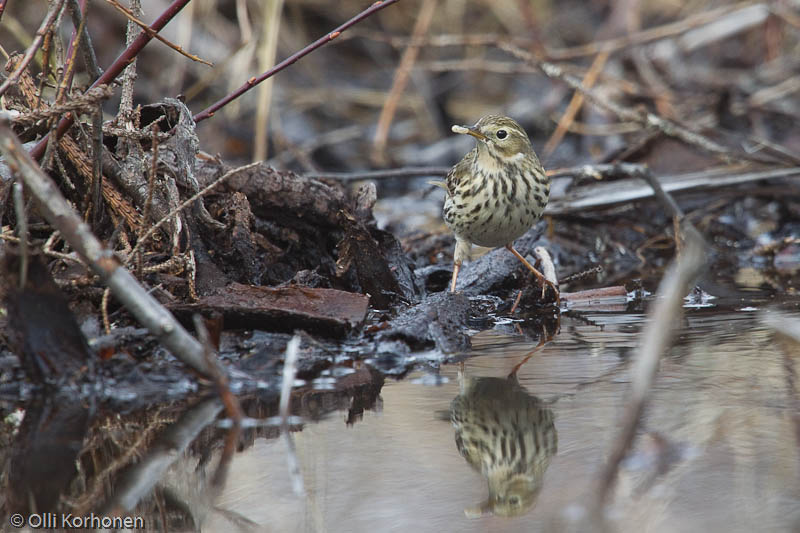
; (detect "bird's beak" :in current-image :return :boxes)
[452,124,488,142]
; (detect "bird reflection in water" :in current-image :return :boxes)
[450,369,557,518]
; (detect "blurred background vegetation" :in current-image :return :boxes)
[4,0,796,175]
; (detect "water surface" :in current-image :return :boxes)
[203,308,800,532]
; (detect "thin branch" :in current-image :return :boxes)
[547,166,800,214]
[12,183,29,288]
[542,51,609,159]
[306,166,450,181]
[11,85,114,126]
[499,42,744,164]
[29,0,194,161]
[68,0,102,80]
[59,0,88,97]
[0,0,66,98]
[104,0,213,66]
[192,0,401,124]
[307,163,649,182]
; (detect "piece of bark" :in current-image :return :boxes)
[170,284,369,337]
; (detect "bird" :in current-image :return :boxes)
[451,374,557,517]
[435,114,559,303]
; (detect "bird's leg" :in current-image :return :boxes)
[449,262,461,293]
[505,244,561,306]
[450,237,471,293]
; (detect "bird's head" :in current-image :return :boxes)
[452,114,534,161]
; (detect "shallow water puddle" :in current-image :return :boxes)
[204,309,800,532]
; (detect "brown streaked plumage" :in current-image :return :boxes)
[439,115,559,303]
[451,375,557,518]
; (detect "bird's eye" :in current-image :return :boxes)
[496,129,508,139]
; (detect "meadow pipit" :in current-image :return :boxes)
[437,115,558,303]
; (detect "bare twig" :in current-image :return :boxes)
[12,183,29,288]
[542,51,609,159]
[500,42,743,163]
[101,287,111,334]
[11,85,115,126]
[192,0,401,123]
[104,0,213,66]
[117,0,141,129]
[592,226,706,512]
[0,120,215,377]
[29,0,194,161]
[547,166,800,214]
[0,0,66,98]
[140,126,160,244]
[68,0,102,80]
[636,168,684,218]
[90,105,103,227]
[58,0,89,98]
[306,166,451,181]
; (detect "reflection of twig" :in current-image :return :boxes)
[372,0,437,162]
[193,315,243,488]
[280,335,304,496]
[762,312,800,345]
[103,398,224,513]
[761,311,800,455]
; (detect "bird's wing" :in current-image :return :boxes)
[445,149,475,196]
[427,179,448,191]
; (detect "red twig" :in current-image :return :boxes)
[29,0,193,161]
[192,0,402,124]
